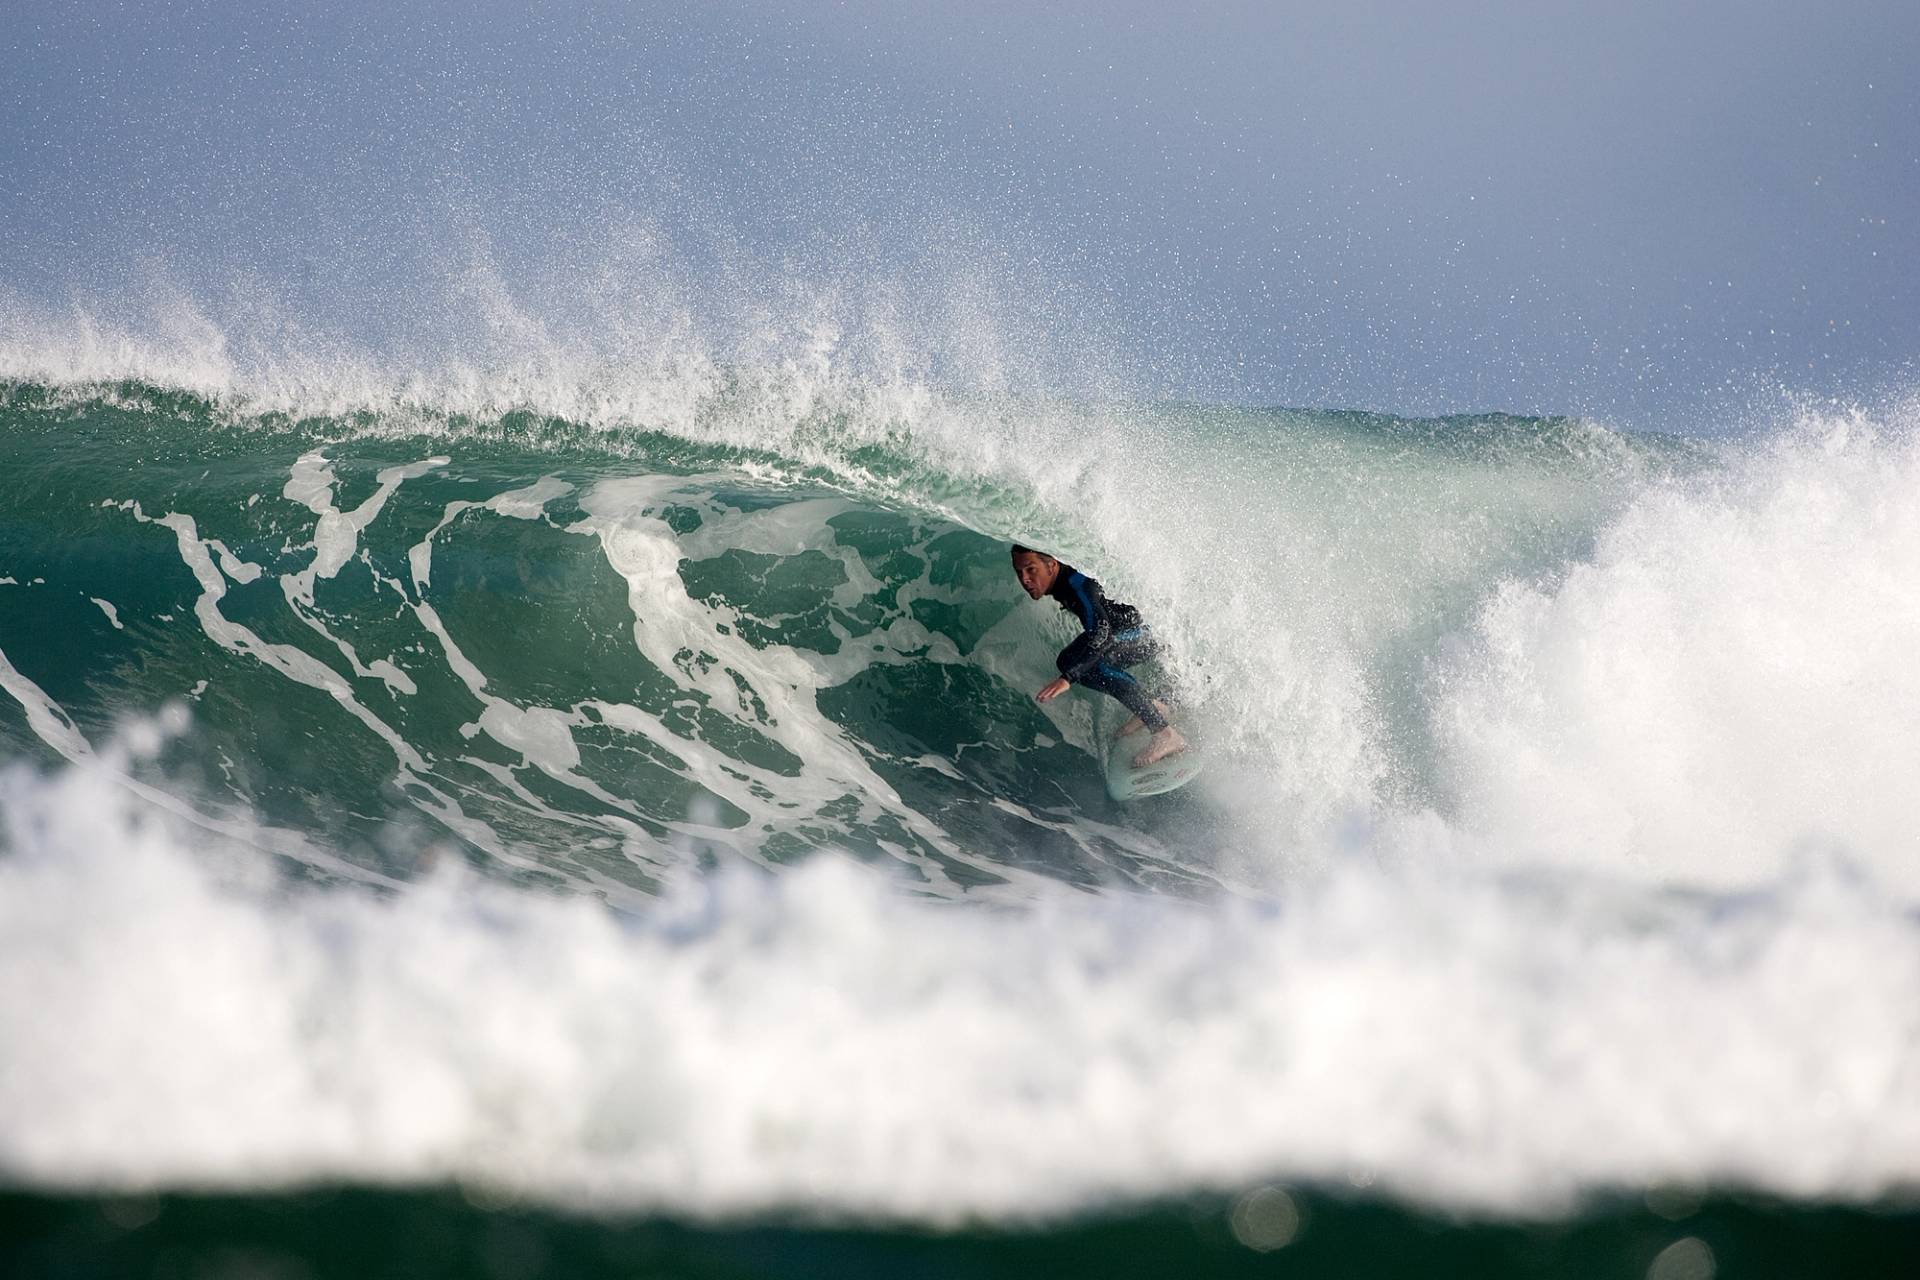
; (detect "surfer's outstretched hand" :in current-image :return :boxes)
[1035,677,1071,703]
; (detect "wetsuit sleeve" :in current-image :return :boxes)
[1058,572,1115,682]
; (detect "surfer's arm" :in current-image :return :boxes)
[1057,573,1115,683]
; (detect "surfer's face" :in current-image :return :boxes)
[1013,551,1058,599]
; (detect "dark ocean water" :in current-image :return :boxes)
[6,1189,1919,1280]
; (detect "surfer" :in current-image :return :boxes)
[1011,544,1187,768]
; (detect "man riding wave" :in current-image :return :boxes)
[1011,544,1187,769]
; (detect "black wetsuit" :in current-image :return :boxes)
[1044,564,1169,732]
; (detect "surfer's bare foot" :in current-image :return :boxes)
[1114,701,1172,739]
[1132,726,1187,768]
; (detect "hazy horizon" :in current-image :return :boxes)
[4,1,1916,431]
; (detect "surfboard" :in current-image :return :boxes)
[1103,729,1203,800]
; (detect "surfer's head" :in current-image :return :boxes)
[1010,544,1059,599]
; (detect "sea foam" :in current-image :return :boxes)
[1,745,1916,1222]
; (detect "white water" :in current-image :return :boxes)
[1432,411,1920,887]
[3,398,1918,1221]
[0,746,1916,1222]
[4,296,1920,1220]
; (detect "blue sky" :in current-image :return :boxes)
[4,1,1916,428]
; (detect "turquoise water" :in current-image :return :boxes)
[3,365,1919,1274]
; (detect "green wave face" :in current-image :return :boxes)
[0,378,1676,897]
[0,382,1213,896]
